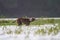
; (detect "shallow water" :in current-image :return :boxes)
[0,24,60,40]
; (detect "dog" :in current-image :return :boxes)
[16,17,35,26]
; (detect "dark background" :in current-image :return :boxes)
[0,0,60,18]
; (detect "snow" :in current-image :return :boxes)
[0,24,60,40]
[0,18,60,20]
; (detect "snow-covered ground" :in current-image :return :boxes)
[0,18,60,20]
[0,24,60,40]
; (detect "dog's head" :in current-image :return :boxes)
[29,17,35,22]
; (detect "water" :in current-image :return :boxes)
[0,24,60,40]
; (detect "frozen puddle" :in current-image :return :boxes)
[0,24,60,40]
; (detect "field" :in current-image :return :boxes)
[0,18,60,40]
[0,18,60,26]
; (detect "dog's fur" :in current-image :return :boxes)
[16,17,35,26]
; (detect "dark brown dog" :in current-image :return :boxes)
[16,17,35,26]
